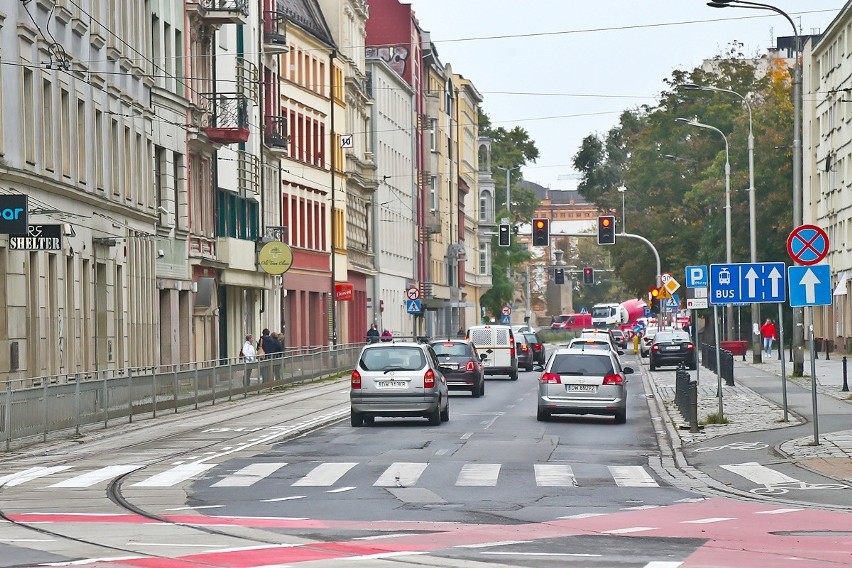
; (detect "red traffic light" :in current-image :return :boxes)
[601,217,611,228]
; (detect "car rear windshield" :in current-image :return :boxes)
[551,354,614,376]
[360,347,426,371]
[611,330,624,337]
[524,333,539,343]
[431,342,472,357]
[655,332,690,343]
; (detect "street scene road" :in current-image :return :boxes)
[1,344,851,567]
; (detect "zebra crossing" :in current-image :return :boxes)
[0,461,665,491]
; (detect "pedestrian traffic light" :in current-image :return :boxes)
[498,223,510,247]
[554,268,565,285]
[597,215,616,245]
[583,266,594,285]
[532,218,550,247]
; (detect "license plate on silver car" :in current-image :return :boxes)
[377,381,407,388]
[566,385,596,392]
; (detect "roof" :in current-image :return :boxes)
[517,179,593,205]
[278,0,336,48]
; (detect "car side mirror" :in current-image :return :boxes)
[617,349,624,355]
[623,366,634,374]
[533,364,544,372]
[480,353,487,361]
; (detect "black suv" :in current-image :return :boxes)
[609,329,627,350]
[429,339,486,397]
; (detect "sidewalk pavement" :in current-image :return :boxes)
[647,346,852,483]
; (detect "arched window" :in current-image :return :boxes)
[479,189,493,223]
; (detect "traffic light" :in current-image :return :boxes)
[582,266,594,285]
[532,218,550,247]
[649,286,661,314]
[597,215,616,245]
[498,223,510,247]
[554,268,565,285]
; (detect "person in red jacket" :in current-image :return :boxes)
[760,318,777,357]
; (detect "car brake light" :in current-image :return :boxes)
[424,368,436,388]
[351,369,362,389]
[521,344,529,352]
[533,343,542,351]
[465,361,475,371]
[510,346,515,357]
[540,372,561,384]
[603,373,623,385]
[651,345,659,352]
[687,343,695,351]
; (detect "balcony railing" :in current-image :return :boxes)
[237,150,260,197]
[202,92,250,145]
[195,0,249,25]
[263,11,289,54]
[264,115,288,152]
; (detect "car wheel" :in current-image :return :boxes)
[350,411,364,427]
[525,362,534,372]
[480,380,485,396]
[440,399,450,422]
[427,403,442,426]
[614,409,627,424]
[472,381,481,398]
[510,369,519,381]
[649,358,656,371]
[536,407,550,421]
[363,415,375,426]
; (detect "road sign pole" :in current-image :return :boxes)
[713,305,723,420]
[778,303,789,422]
[809,306,820,445]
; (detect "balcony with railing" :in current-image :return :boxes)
[263,11,289,54]
[191,0,249,25]
[264,115,288,154]
[237,150,260,198]
[202,92,250,145]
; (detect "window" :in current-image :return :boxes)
[76,99,86,183]
[430,176,437,211]
[94,110,104,189]
[43,80,54,171]
[23,69,35,163]
[60,89,71,177]
[479,242,490,276]
[429,118,437,151]
[110,119,120,196]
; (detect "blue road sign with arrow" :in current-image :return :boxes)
[788,265,832,307]
[709,262,786,305]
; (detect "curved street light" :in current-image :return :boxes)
[682,82,761,362]
[706,0,804,374]
[676,117,734,341]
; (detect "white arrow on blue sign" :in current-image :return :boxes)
[788,265,832,307]
[709,262,786,305]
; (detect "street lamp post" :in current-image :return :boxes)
[617,185,627,233]
[496,165,522,216]
[683,83,761,362]
[676,117,734,340]
[707,0,804,373]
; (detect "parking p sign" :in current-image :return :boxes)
[685,265,708,288]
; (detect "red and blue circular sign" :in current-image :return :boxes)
[787,224,829,265]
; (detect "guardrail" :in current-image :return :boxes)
[1,343,362,452]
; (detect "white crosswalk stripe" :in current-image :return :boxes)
[721,462,799,486]
[292,462,357,486]
[211,463,288,487]
[48,464,142,488]
[535,464,576,487]
[608,465,659,487]
[0,461,663,490]
[456,464,501,486]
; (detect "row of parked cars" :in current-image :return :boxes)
[349,325,546,426]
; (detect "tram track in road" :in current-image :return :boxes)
[0,378,354,566]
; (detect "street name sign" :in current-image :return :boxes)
[788,265,832,307]
[709,262,786,305]
[685,265,708,288]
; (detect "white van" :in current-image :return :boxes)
[467,325,518,380]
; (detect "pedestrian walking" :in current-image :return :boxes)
[241,334,256,385]
[258,328,281,382]
[272,331,286,381]
[367,323,380,343]
[760,318,777,357]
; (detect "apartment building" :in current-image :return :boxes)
[803,2,852,350]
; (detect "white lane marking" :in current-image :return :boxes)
[535,464,576,487]
[623,505,661,511]
[49,465,143,488]
[482,413,503,429]
[460,432,473,440]
[212,463,288,487]
[127,542,227,547]
[0,539,56,543]
[603,526,656,534]
[457,464,501,486]
[338,551,429,560]
[131,463,217,487]
[354,533,419,541]
[755,508,802,515]
[262,495,306,502]
[681,517,735,524]
[0,466,72,487]
[456,540,529,549]
[608,466,658,487]
[483,552,601,557]
[643,563,683,568]
[327,486,356,493]
[292,462,356,487]
[164,505,224,511]
[374,463,428,487]
[721,462,800,485]
[557,513,607,519]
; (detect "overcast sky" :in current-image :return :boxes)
[407,1,843,191]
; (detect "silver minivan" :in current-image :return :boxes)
[536,347,633,424]
[350,342,450,426]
